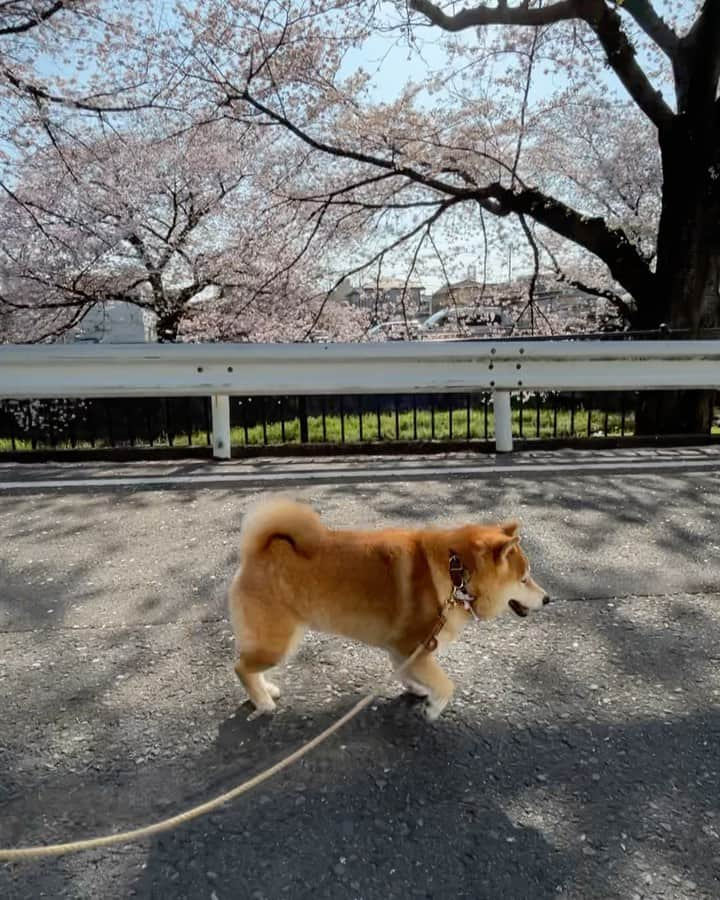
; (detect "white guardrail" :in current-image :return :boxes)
[1,340,719,457]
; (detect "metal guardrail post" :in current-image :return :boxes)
[211,394,231,460]
[493,389,513,453]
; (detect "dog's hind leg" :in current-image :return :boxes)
[234,652,280,720]
[262,677,281,699]
[233,611,304,720]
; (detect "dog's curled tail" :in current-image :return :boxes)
[239,498,325,559]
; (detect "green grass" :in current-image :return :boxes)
[4,403,718,452]
[228,405,635,446]
[0,433,210,452]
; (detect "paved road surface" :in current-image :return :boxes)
[1,447,719,899]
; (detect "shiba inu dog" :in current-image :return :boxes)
[229,499,549,720]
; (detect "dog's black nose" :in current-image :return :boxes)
[542,595,551,606]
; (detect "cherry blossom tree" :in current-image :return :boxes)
[180,286,372,342]
[0,2,192,339]
[170,0,716,431]
[0,119,370,342]
[0,2,380,343]
[1,123,238,340]
[0,1,172,152]
[2,2,718,431]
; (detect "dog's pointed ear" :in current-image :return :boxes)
[495,535,520,561]
[499,519,520,538]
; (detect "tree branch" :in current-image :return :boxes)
[511,26,540,186]
[618,0,679,61]
[236,88,472,198]
[512,213,542,335]
[536,230,635,321]
[679,0,720,114]
[221,31,663,316]
[300,200,458,340]
[0,1,64,36]
[561,274,634,321]
[409,0,674,126]
[410,0,578,30]
[238,75,655,307]
[475,181,655,302]
[588,0,674,125]
[1,63,170,114]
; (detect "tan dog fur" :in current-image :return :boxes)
[229,498,549,720]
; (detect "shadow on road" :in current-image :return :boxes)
[1,464,719,898]
[2,671,718,899]
[118,700,720,898]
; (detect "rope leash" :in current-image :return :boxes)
[0,638,438,862]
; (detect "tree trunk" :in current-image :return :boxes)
[634,390,713,437]
[633,40,720,436]
[156,308,183,343]
[634,143,718,435]
[653,122,720,333]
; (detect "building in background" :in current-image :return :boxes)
[429,278,489,314]
[64,302,157,343]
[333,277,427,317]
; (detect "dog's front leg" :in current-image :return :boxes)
[389,651,430,697]
[400,652,455,720]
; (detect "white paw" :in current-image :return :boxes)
[403,679,430,698]
[264,680,281,699]
[424,696,450,721]
[247,700,276,721]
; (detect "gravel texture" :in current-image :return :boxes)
[1,448,719,899]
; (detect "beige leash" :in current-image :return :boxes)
[0,636,439,862]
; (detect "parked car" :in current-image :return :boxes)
[366,319,423,341]
[418,306,510,336]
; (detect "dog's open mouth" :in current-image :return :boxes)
[508,599,529,618]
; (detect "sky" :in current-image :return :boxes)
[339,20,561,105]
[333,2,675,291]
[7,1,680,297]
[335,22,569,289]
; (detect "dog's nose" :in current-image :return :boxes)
[542,595,551,606]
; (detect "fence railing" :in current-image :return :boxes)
[1,339,719,458]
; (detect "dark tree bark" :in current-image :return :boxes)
[633,3,720,434]
[407,1,720,436]
[155,307,184,343]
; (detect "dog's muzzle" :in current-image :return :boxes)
[509,599,529,618]
[509,596,551,617]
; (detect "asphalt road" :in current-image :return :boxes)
[1,446,719,899]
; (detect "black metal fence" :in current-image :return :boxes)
[1,390,717,456]
[0,397,212,451]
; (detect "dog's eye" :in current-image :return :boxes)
[520,576,528,584]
